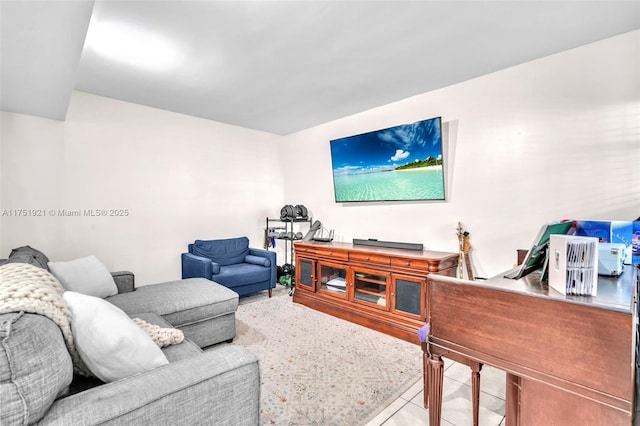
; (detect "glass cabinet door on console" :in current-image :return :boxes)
[296,258,315,291]
[391,275,425,320]
[352,268,390,310]
[317,261,348,298]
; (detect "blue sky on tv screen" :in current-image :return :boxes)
[330,117,442,176]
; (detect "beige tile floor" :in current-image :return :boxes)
[365,358,506,426]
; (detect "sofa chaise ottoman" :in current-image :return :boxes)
[107,276,239,348]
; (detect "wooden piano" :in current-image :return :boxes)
[425,265,639,426]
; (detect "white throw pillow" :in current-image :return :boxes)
[63,291,169,382]
[49,255,118,298]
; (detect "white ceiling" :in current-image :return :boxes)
[1,1,639,135]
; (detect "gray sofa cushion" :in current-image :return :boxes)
[0,312,73,425]
[107,278,239,329]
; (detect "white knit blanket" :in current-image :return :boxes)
[0,262,88,375]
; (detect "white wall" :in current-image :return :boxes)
[283,30,640,278]
[2,31,638,282]
[1,92,285,285]
[1,112,66,258]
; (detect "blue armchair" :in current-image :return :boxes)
[181,237,277,297]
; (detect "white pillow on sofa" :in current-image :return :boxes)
[49,255,118,298]
[63,291,169,383]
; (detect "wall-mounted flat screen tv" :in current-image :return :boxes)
[329,116,445,203]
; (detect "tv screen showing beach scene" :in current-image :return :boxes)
[329,117,445,202]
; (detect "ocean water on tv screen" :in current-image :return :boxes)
[334,166,444,202]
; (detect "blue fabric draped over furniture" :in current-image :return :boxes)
[181,237,277,297]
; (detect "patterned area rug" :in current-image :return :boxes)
[229,288,423,425]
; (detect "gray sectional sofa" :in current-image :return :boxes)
[0,248,261,425]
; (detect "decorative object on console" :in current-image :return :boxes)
[329,116,445,202]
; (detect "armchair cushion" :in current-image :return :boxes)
[192,237,250,266]
[245,254,271,267]
[216,263,271,287]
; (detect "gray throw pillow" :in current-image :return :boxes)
[7,246,50,270]
[48,255,118,298]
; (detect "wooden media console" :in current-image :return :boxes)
[292,241,458,343]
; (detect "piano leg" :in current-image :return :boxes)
[422,342,429,409]
[471,362,483,426]
[428,353,444,426]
